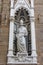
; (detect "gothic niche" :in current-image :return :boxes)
[13,8,32,56]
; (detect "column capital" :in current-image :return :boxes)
[30,17,35,22]
[10,16,15,21]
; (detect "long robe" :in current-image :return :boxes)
[16,26,28,53]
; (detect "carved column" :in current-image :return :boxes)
[30,0,37,62]
[7,0,14,59]
[8,20,14,56]
[30,18,37,62]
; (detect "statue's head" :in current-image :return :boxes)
[20,19,24,25]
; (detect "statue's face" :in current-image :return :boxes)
[20,20,23,25]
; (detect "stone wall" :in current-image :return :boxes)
[0,0,43,65]
[0,0,10,65]
[35,0,43,65]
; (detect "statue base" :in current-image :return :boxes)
[7,52,37,64]
[16,52,28,62]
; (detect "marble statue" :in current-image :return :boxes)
[16,20,28,53]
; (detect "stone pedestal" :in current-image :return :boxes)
[7,52,37,64]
